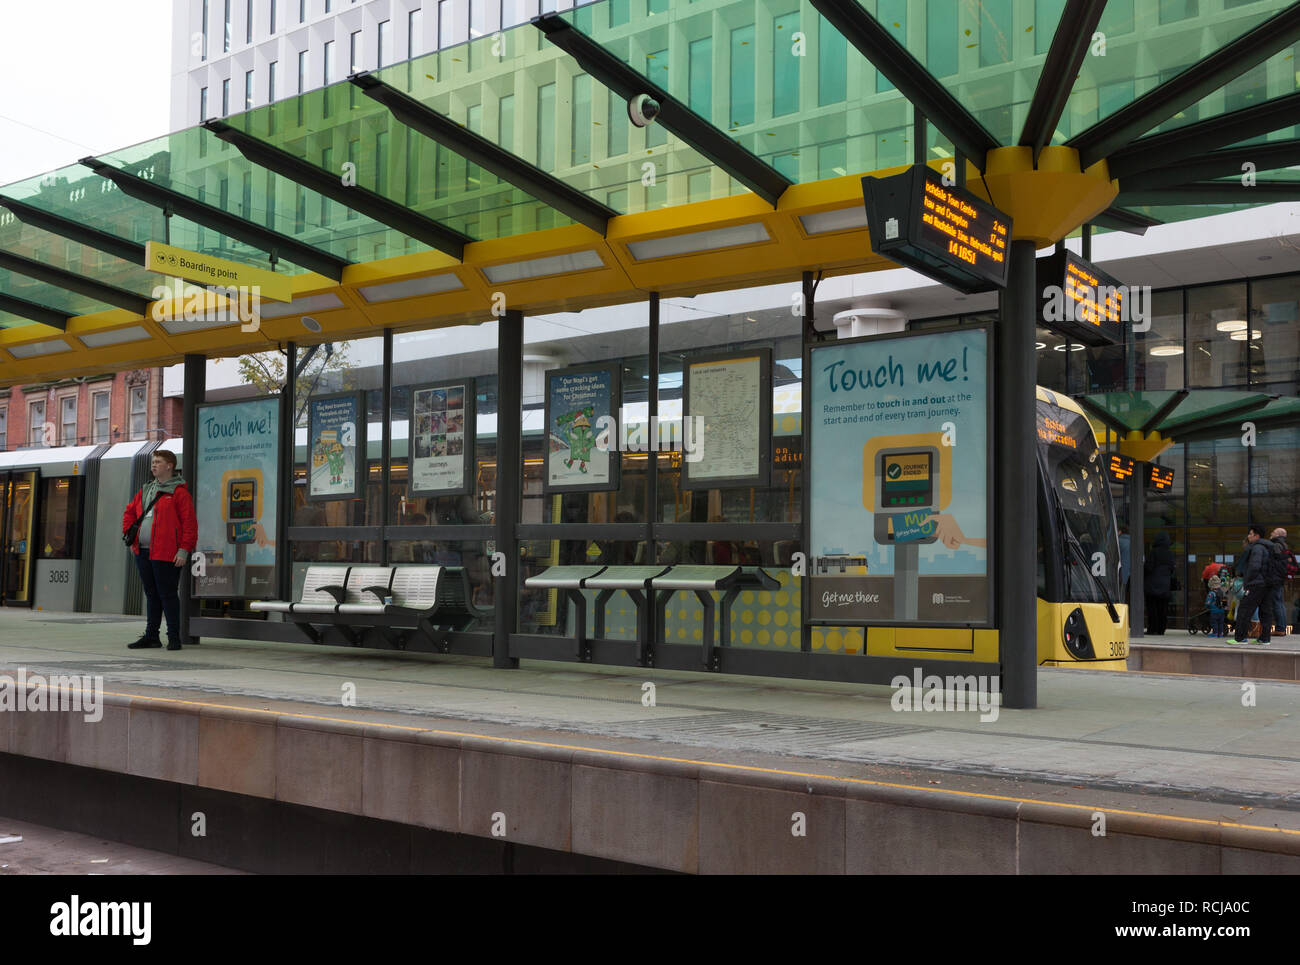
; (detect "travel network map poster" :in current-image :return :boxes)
[683,349,772,490]
[806,327,991,627]
[307,392,364,502]
[194,397,280,599]
[409,380,474,496]
[544,364,620,493]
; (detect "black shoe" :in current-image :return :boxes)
[129,635,161,649]
[166,638,182,651]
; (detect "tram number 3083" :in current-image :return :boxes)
[47,570,71,584]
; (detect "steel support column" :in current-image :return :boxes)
[495,309,523,669]
[1128,472,1146,638]
[647,293,660,563]
[277,343,296,603]
[181,353,205,645]
[997,241,1038,708]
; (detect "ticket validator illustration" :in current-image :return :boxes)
[221,469,264,594]
[862,433,950,621]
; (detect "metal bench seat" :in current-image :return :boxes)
[250,565,351,614]
[336,565,430,615]
[294,566,394,615]
[652,564,781,668]
[524,565,609,657]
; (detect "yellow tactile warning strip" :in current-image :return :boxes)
[69,686,1299,841]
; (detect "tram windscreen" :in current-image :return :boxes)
[1036,400,1121,604]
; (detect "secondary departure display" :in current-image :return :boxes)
[1106,453,1137,484]
[861,165,1012,294]
[1147,464,1175,492]
[1037,250,1127,346]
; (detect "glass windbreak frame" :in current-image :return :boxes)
[1061,1,1293,144]
[291,336,387,547]
[522,300,651,529]
[388,319,500,549]
[657,294,803,536]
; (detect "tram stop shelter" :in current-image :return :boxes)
[4,0,1300,710]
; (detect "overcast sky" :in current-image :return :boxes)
[0,0,173,187]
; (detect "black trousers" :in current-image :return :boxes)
[1235,585,1275,641]
[135,549,182,641]
[1146,593,1170,635]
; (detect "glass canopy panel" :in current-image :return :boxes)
[358,13,732,215]
[0,218,162,298]
[1083,390,1183,431]
[1151,35,1300,141]
[225,63,572,243]
[1,160,300,279]
[1158,390,1273,433]
[100,128,377,272]
[843,0,1067,151]
[1059,0,1293,147]
[1113,201,1272,226]
[0,266,115,318]
[557,0,910,188]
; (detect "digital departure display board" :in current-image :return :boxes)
[1106,453,1137,484]
[1036,250,1126,346]
[1147,464,1175,493]
[862,166,1012,294]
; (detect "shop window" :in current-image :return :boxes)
[29,399,46,447]
[129,385,148,441]
[59,395,77,447]
[0,407,7,450]
[92,391,110,444]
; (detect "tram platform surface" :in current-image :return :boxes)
[1,609,1297,873]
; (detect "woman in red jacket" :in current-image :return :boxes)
[122,449,198,651]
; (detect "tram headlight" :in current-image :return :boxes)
[1063,607,1095,659]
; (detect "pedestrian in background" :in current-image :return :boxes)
[1233,525,1278,645]
[1269,527,1296,636]
[1144,531,1175,635]
[122,450,197,651]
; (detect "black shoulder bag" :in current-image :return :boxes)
[123,489,165,547]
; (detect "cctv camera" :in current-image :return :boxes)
[628,93,661,129]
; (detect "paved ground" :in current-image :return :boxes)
[2,609,1298,824]
[0,816,244,874]
[1132,632,1300,652]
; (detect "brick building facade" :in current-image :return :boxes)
[0,368,182,451]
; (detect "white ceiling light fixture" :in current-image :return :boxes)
[159,315,245,335]
[1215,319,1248,333]
[358,273,464,303]
[77,325,152,348]
[1035,341,1046,350]
[1149,345,1185,357]
[482,250,604,284]
[798,206,867,236]
[301,316,323,333]
[258,292,345,319]
[1229,329,1263,341]
[7,338,73,358]
[627,223,770,261]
